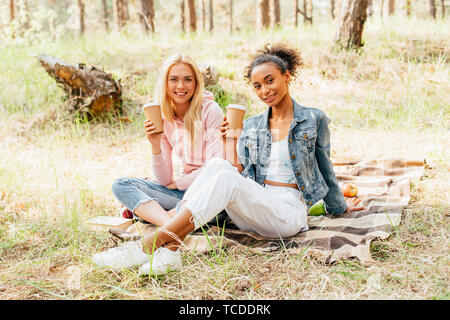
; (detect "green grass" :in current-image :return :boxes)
[0,16,449,300]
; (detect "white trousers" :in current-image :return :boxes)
[182,157,309,239]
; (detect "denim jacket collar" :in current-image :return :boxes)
[256,98,308,130]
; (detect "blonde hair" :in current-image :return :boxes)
[154,53,205,144]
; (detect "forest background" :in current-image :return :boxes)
[0,0,448,300]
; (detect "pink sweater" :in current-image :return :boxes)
[152,91,224,190]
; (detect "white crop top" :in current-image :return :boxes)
[265,137,297,185]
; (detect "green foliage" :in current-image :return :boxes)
[205,84,234,113]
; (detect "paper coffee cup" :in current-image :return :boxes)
[226,104,246,138]
[143,102,164,134]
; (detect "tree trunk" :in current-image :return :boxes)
[77,0,85,35]
[303,0,307,23]
[187,0,196,32]
[331,0,336,19]
[367,0,373,16]
[301,0,313,24]
[405,0,411,16]
[229,0,233,33]
[440,0,445,18]
[306,0,313,21]
[269,0,280,27]
[115,0,129,30]
[380,0,384,16]
[256,0,270,30]
[334,0,369,50]
[296,0,312,24]
[10,0,15,23]
[387,0,395,15]
[429,0,436,19]
[180,0,185,32]
[293,0,298,26]
[18,0,31,31]
[209,0,213,31]
[37,55,122,118]
[102,0,110,30]
[382,0,395,16]
[140,0,155,33]
[199,0,205,31]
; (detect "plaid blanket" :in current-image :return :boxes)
[109,158,425,264]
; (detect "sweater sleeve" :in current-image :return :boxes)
[175,103,224,190]
[152,133,174,186]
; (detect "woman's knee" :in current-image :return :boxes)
[205,157,224,168]
[212,169,241,192]
[111,177,133,196]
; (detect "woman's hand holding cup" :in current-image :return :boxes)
[219,116,241,142]
[221,103,247,172]
[219,117,230,140]
[220,116,240,166]
[144,120,163,154]
[225,104,246,139]
[142,102,164,154]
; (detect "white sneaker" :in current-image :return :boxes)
[138,247,182,276]
[92,241,150,270]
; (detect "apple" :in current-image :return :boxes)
[342,183,358,197]
[309,200,326,216]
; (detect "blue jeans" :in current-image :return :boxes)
[112,177,231,227]
[112,177,185,213]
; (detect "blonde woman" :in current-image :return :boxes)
[110,53,224,228]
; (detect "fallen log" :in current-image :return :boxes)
[36,54,122,118]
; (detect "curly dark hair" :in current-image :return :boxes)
[244,43,303,82]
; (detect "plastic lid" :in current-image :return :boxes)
[226,104,247,111]
[142,101,160,108]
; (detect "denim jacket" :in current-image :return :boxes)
[237,98,347,215]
